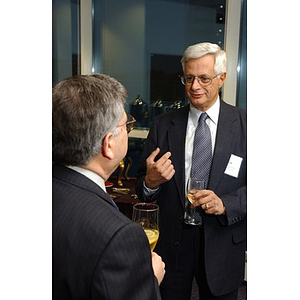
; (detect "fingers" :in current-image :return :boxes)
[191,190,226,215]
[147,147,161,165]
[153,151,175,181]
[202,201,225,215]
[146,148,172,168]
[155,152,173,172]
[145,148,175,189]
[151,252,166,285]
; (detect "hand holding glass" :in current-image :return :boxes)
[132,203,159,250]
[185,178,205,225]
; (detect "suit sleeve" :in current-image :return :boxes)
[91,222,161,300]
[135,119,162,202]
[218,185,247,226]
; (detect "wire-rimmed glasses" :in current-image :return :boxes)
[180,73,222,87]
[117,114,136,133]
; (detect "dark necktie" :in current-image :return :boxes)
[185,112,212,225]
[190,112,212,187]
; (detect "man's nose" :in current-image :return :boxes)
[190,77,202,89]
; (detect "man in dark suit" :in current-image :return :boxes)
[135,42,246,300]
[53,74,165,300]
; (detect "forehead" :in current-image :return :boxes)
[185,54,215,74]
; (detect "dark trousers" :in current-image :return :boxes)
[160,225,238,300]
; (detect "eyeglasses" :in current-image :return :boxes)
[180,73,222,87]
[117,114,136,133]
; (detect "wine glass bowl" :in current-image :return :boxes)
[186,179,205,203]
[132,203,159,250]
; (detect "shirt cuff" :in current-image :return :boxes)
[143,181,159,196]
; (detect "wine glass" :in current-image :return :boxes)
[185,178,205,225]
[132,203,159,251]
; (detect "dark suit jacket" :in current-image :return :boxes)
[135,100,246,296]
[53,165,161,300]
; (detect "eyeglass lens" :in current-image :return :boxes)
[180,73,221,86]
[182,75,212,86]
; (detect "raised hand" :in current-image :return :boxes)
[144,147,175,189]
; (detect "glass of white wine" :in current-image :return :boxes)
[132,203,159,251]
[185,178,205,225]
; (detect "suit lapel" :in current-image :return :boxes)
[209,101,238,191]
[168,105,189,208]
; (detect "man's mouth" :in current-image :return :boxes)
[190,92,205,98]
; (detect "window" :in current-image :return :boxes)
[53,0,247,113]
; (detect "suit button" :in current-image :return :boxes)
[174,241,179,246]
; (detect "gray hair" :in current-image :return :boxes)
[52,74,127,165]
[181,42,227,75]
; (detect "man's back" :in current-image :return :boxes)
[53,165,161,300]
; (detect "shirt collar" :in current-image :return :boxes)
[189,97,220,126]
[66,165,107,192]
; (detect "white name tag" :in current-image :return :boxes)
[224,154,243,178]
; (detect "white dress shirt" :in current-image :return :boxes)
[66,165,107,192]
[185,97,220,190]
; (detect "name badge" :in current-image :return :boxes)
[224,154,243,178]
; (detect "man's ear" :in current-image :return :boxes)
[219,72,226,88]
[102,132,114,160]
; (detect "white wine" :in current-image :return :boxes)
[144,228,159,251]
[187,191,195,204]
